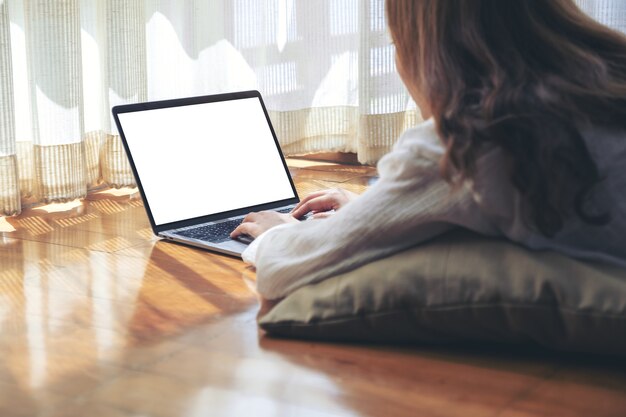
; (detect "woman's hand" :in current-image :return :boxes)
[230,211,299,239]
[290,188,359,219]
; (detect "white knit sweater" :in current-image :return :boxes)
[244,119,626,299]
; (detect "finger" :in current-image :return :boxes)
[290,204,310,219]
[290,191,328,213]
[303,195,339,215]
[230,222,260,238]
[291,197,332,219]
[291,197,327,219]
[242,212,257,222]
[312,212,334,219]
[229,223,245,238]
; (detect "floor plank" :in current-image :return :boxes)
[0,160,624,417]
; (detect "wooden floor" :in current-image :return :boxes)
[1,159,625,417]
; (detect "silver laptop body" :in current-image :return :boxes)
[112,90,300,257]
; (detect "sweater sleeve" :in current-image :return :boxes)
[253,119,499,299]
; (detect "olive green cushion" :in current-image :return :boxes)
[258,230,626,355]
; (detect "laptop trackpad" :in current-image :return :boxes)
[217,239,249,253]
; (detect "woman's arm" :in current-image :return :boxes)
[252,120,500,299]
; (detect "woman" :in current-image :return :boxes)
[231,0,626,300]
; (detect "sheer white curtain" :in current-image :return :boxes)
[577,0,626,33]
[0,0,419,216]
[0,0,625,216]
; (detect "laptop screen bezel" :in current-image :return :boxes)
[112,90,300,235]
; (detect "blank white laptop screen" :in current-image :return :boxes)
[117,97,296,226]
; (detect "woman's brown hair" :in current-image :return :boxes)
[386,0,626,236]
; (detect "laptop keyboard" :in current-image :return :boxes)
[175,208,293,244]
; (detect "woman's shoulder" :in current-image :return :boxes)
[393,118,445,159]
[376,118,445,180]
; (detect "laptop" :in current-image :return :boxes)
[112,90,300,257]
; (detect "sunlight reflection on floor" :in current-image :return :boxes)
[38,200,83,214]
[93,187,139,198]
[0,216,16,232]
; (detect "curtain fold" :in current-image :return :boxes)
[0,0,20,215]
[81,0,147,187]
[0,0,625,216]
[27,0,86,202]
